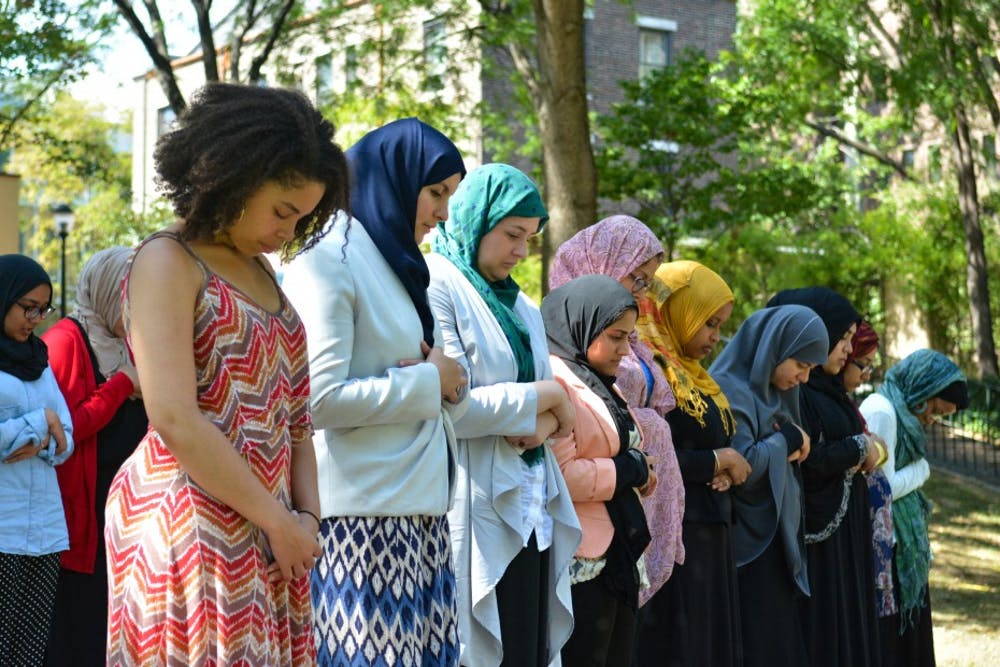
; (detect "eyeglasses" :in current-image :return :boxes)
[627,272,649,294]
[851,360,875,375]
[17,302,56,321]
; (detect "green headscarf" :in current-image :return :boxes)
[433,163,549,463]
[877,349,966,631]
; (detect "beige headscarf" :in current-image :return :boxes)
[70,246,133,378]
[636,260,735,432]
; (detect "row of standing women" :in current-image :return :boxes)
[0,82,968,667]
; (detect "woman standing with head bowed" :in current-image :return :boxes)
[42,246,149,667]
[0,254,73,667]
[841,322,898,666]
[549,214,684,609]
[542,275,657,667]
[283,117,468,666]
[859,349,968,667]
[105,82,348,666]
[766,287,881,667]
[709,304,829,667]
[426,162,581,666]
[632,260,749,667]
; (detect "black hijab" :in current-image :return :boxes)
[767,287,861,354]
[541,274,638,449]
[0,254,52,381]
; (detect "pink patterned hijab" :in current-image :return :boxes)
[549,214,664,287]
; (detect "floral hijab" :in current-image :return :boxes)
[637,260,735,433]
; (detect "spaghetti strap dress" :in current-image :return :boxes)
[105,232,315,666]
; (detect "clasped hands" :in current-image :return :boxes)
[398,341,468,404]
[2,408,68,464]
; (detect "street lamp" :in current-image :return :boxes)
[52,204,74,317]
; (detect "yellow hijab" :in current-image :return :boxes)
[636,260,735,433]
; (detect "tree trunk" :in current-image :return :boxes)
[530,0,597,292]
[952,108,999,377]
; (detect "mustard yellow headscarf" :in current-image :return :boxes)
[636,260,735,433]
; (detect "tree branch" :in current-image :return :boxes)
[804,119,914,180]
[248,0,296,82]
[112,0,187,112]
[190,0,219,81]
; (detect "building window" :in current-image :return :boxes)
[157,106,176,138]
[637,16,676,79]
[424,17,447,87]
[902,148,915,169]
[345,45,358,86]
[982,134,997,179]
[928,145,942,182]
[315,53,333,103]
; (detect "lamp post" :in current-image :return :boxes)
[52,204,74,317]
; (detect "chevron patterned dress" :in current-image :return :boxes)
[105,236,314,666]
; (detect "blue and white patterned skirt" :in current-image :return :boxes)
[311,515,459,666]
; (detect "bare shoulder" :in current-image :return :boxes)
[129,234,202,297]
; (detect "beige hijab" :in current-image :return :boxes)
[70,246,133,377]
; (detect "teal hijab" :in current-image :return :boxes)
[433,163,548,383]
[877,349,965,629]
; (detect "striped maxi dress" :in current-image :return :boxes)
[105,235,315,666]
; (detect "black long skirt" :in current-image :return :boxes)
[633,521,742,667]
[802,475,881,667]
[882,555,936,667]
[737,538,809,667]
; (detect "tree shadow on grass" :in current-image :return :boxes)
[925,472,1000,633]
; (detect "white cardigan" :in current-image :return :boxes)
[282,214,456,518]
[426,253,581,667]
[858,392,930,501]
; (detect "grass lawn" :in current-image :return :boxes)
[925,469,1000,666]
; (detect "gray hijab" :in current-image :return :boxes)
[709,305,829,592]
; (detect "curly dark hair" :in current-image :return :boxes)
[153,82,350,260]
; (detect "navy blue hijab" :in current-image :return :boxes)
[0,254,52,381]
[346,118,466,346]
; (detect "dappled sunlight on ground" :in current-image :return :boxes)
[925,471,1000,666]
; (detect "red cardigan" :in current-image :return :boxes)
[42,318,135,573]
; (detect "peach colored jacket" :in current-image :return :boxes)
[550,355,649,558]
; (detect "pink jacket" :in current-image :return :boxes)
[550,355,653,558]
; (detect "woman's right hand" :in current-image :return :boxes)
[45,408,69,456]
[787,425,811,463]
[425,346,467,404]
[264,509,323,583]
[120,365,143,400]
[714,447,751,485]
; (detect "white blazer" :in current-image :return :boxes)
[282,214,457,518]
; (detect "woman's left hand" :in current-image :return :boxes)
[710,472,734,492]
[2,442,45,464]
[638,455,658,496]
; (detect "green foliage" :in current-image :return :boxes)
[9,93,166,309]
[311,0,478,146]
[1,0,110,149]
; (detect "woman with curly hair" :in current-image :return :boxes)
[104,82,349,666]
